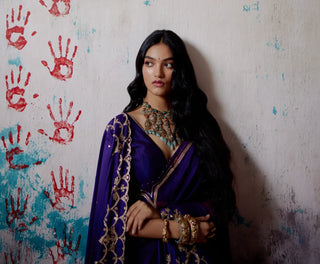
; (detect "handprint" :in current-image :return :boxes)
[6,5,37,50]
[4,248,20,264]
[39,0,71,17]
[5,66,39,112]
[42,35,77,81]
[1,125,42,169]
[3,241,33,263]
[5,188,38,232]
[38,98,81,145]
[44,166,75,212]
[49,224,81,264]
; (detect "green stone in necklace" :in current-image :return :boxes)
[142,102,181,150]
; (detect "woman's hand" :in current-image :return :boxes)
[126,200,160,235]
[195,214,215,243]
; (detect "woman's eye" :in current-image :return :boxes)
[165,63,174,69]
[144,61,153,67]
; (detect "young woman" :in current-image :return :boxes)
[86,30,236,264]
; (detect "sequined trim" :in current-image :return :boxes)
[96,114,131,264]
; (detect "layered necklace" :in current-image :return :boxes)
[142,102,181,150]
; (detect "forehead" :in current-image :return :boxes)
[145,43,173,60]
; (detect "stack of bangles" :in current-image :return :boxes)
[161,214,216,245]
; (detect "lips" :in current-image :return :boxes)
[152,80,165,87]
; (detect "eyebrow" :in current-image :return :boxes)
[144,56,174,61]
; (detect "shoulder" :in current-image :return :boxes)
[106,113,129,127]
[105,113,131,137]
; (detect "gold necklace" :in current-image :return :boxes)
[142,102,181,150]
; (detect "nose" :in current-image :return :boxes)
[154,64,164,78]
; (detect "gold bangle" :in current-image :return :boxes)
[162,219,169,243]
[184,214,199,245]
[174,215,190,245]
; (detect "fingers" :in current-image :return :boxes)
[126,200,159,235]
[196,214,210,222]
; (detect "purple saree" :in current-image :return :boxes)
[86,113,231,264]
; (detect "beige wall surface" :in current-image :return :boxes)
[0,0,319,263]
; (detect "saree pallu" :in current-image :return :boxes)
[86,113,232,264]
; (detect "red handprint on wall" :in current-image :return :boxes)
[39,0,71,17]
[49,224,81,264]
[38,98,81,145]
[44,166,75,212]
[5,66,39,112]
[1,125,42,169]
[5,188,38,232]
[6,5,37,50]
[42,35,77,81]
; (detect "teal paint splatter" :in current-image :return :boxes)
[0,148,6,170]
[282,107,288,117]
[8,57,22,66]
[87,46,90,53]
[282,73,285,81]
[274,39,281,50]
[281,225,293,235]
[73,21,76,26]
[235,209,253,227]
[127,48,130,64]
[295,209,304,214]
[267,38,281,51]
[273,106,277,115]
[144,0,151,6]
[79,180,86,200]
[92,28,96,34]
[243,5,250,12]
[253,1,260,11]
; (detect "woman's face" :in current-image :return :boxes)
[142,43,174,100]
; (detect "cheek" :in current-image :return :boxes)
[143,67,153,81]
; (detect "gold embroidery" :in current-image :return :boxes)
[141,142,193,208]
[96,114,131,264]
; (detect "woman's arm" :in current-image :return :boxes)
[126,201,214,243]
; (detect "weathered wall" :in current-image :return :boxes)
[0,0,319,263]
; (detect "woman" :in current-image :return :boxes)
[86,30,236,264]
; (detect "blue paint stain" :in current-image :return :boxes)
[79,180,86,200]
[295,209,304,214]
[253,1,260,11]
[8,57,22,66]
[273,106,277,115]
[0,148,6,170]
[281,225,293,235]
[144,0,151,6]
[243,5,250,12]
[87,46,90,53]
[127,48,130,64]
[92,28,96,34]
[73,21,76,26]
[235,209,253,227]
[282,73,285,81]
[267,38,281,51]
[282,108,288,117]
[274,39,281,50]
[52,95,58,106]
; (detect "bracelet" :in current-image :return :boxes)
[174,215,190,245]
[162,219,169,243]
[184,214,199,245]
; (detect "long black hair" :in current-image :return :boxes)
[124,30,235,221]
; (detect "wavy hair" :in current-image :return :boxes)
[124,30,235,220]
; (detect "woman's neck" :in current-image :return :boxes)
[143,95,170,112]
